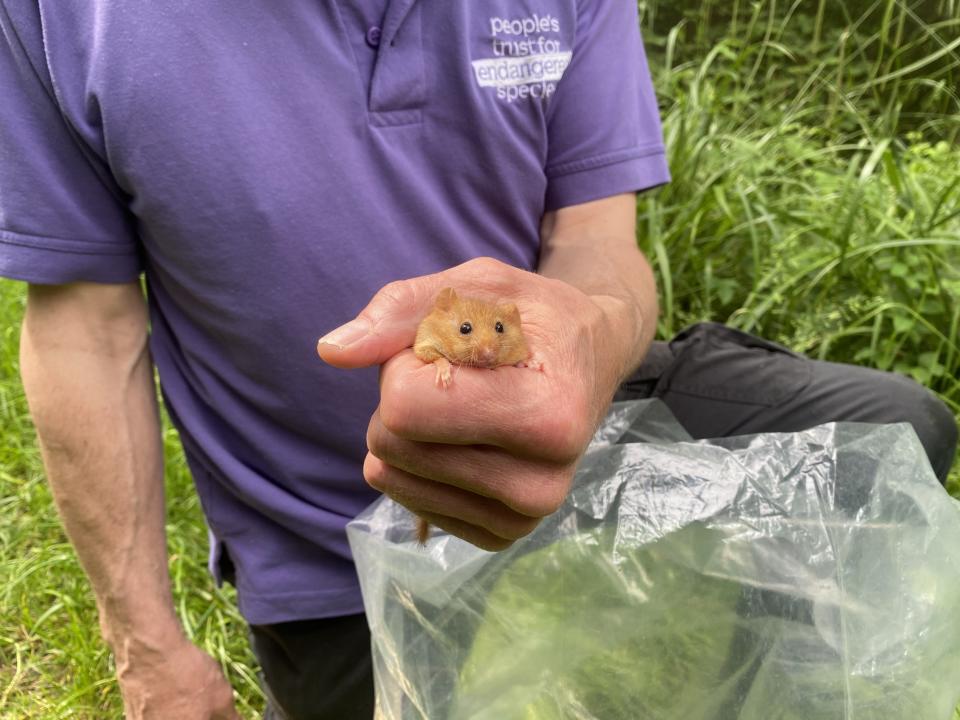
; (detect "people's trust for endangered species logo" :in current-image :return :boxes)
[471,13,572,103]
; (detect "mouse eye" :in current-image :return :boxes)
[459,322,472,335]
[495,321,504,333]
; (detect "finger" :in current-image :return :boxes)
[378,351,589,463]
[316,276,446,369]
[363,453,542,542]
[316,257,536,369]
[213,692,243,720]
[213,706,243,720]
[205,677,241,720]
[367,409,570,518]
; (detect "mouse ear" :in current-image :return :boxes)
[435,287,457,310]
[499,302,521,322]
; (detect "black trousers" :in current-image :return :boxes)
[252,322,959,720]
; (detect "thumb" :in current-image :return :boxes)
[316,278,441,368]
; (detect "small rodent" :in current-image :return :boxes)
[413,287,531,389]
[411,287,535,545]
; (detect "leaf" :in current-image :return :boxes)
[919,299,945,316]
[892,313,913,334]
[919,352,946,377]
[716,279,738,306]
[895,361,929,385]
[889,262,909,278]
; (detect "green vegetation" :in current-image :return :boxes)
[1,0,958,717]
[458,515,958,720]
[456,528,744,720]
[638,0,960,493]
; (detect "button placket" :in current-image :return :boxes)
[368,0,424,121]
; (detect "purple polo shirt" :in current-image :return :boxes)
[0,0,669,623]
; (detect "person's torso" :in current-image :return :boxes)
[35,0,579,618]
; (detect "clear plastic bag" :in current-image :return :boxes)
[347,400,960,720]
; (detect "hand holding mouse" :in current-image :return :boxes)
[411,286,541,543]
[317,255,639,551]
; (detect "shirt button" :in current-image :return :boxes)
[365,26,382,48]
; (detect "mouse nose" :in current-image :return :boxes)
[476,346,498,366]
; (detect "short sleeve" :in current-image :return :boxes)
[0,1,140,284]
[544,0,670,210]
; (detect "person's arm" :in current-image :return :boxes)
[537,192,658,385]
[19,281,239,720]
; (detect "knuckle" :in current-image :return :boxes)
[467,256,503,274]
[460,256,522,287]
[480,536,515,552]
[376,280,417,312]
[377,401,402,438]
[366,412,405,469]
[539,478,570,516]
[359,280,419,329]
[365,413,381,453]
[543,482,570,515]
[362,453,389,492]
[377,380,413,436]
[499,514,542,541]
[506,466,571,518]
[530,478,570,517]
[531,402,592,464]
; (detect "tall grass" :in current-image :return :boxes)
[639,0,960,493]
[1,0,959,716]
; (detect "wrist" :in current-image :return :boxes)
[99,602,185,656]
[588,293,649,387]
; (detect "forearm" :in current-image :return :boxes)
[537,193,659,385]
[19,282,180,651]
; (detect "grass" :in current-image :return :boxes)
[2,0,959,717]
[639,0,960,494]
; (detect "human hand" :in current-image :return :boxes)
[318,257,635,550]
[110,629,241,720]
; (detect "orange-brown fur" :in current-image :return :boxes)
[413,287,529,379]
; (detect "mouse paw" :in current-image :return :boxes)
[434,358,453,389]
[517,353,544,372]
